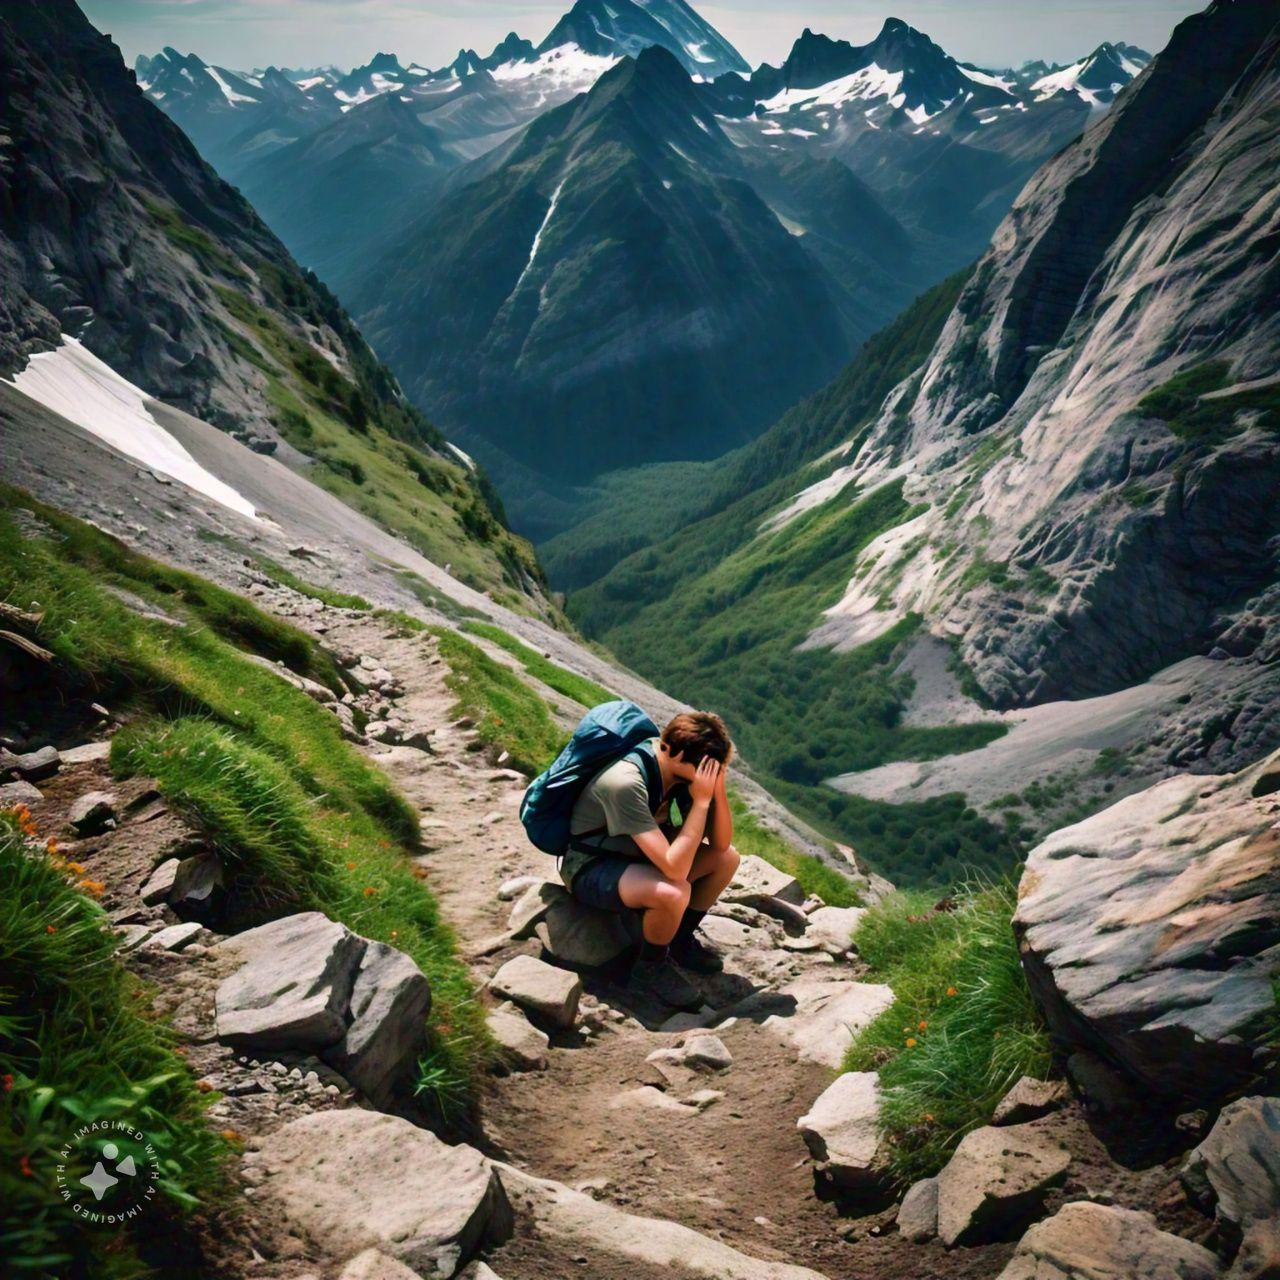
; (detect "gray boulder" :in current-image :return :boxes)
[168,851,224,918]
[3,745,60,781]
[1181,1097,1280,1256]
[215,913,366,1052]
[995,1202,1221,1279]
[507,880,565,939]
[723,855,805,908]
[936,1122,1071,1247]
[897,1176,939,1243]
[1014,751,1280,1103]
[323,941,433,1110]
[490,955,581,1029]
[534,892,641,969]
[67,790,118,835]
[244,1111,512,1279]
[762,978,895,1068]
[993,1077,1072,1127]
[140,857,182,905]
[803,906,866,956]
[141,921,205,952]
[0,780,43,806]
[338,1250,421,1280]
[487,1003,550,1073]
[797,1071,891,1196]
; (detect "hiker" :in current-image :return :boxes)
[561,711,740,1009]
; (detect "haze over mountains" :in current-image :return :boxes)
[135,0,1155,535]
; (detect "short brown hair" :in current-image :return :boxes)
[661,711,734,767]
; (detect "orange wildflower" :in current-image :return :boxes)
[346,862,358,871]
[918,1020,928,1031]
[67,862,86,876]
[79,879,106,897]
[19,1154,33,1177]
[946,986,958,998]
[46,926,56,935]
[363,886,378,898]
[220,1130,244,1144]
[2,1074,13,1092]
[905,1037,918,1048]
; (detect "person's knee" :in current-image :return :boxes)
[650,876,691,914]
[721,844,741,876]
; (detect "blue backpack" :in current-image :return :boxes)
[520,700,663,855]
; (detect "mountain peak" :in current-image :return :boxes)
[537,0,749,79]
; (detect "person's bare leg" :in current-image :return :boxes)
[619,862,691,945]
[686,842,740,912]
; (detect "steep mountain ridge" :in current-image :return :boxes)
[538,0,749,78]
[355,46,853,527]
[568,0,1280,862]
[0,0,543,606]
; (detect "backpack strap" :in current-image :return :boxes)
[567,743,664,857]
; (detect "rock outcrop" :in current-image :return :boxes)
[935,1123,1071,1246]
[796,1072,891,1197]
[1014,750,1280,1103]
[995,1202,1222,1280]
[214,913,432,1109]
[244,1111,513,1279]
[1181,1096,1280,1261]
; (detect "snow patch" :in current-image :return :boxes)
[958,64,1016,93]
[512,177,568,296]
[491,44,617,94]
[447,442,476,471]
[6,339,259,521]
[761,64,904,114]
[205,65,255,105]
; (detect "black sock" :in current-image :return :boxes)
[640,940,669,963]
[675,910,707,945]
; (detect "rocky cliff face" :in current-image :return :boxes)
[796,0,1279,746]
[0,0,543,604]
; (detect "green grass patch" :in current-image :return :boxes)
[254,557,373,612]
[432,627,563,775]
[0,493,487,1121]
[845,881,1051,1186]
[463,622,614,708]
[0,814,230,1278]
[1137,360,1280,444]
[141,193,249,283]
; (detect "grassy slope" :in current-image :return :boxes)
[0,813,227,1280]
[0,489,486,1110]
[845,884,1052,1186]
[559,268,1026,888]
[205,270,544,611]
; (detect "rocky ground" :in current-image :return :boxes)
[7,577,1274,1280]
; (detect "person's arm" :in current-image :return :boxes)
[632,758,721,882]
[705,761,734,854]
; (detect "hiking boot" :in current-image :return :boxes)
[671,931,725,974]
[629,956,701,1010]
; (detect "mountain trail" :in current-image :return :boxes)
[306,608,1020,1280]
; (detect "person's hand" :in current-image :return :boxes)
[715,757,730,797]
[690,756,721,804]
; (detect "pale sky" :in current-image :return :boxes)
[83,0,1208,75]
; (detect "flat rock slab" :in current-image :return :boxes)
[936,1122,1071,1247]
[0,780,44,806]
[67,790,118,835]
[339,1250,422,1280]
[1015,749,1280,1103]
[490,955,581,1029]
[140,857,182,905]
[804,906,867,956]
[495,1164,832,1280]
[245,1111,512,1279]
[215,912,366,1052]
[993,1077,1072,1127]
[763,979,895,1068]
[142,921,205,952]
[724,855,805,908]
[487,1003,550,1072]
[59,741,112,766]
[1181,1096,1280,1251]
[797,1072,889,1195]
[3,745,60,781]
[322,940,432,1110]
[995,1202,1222,1279]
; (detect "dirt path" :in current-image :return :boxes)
[305,611,1019,1280]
